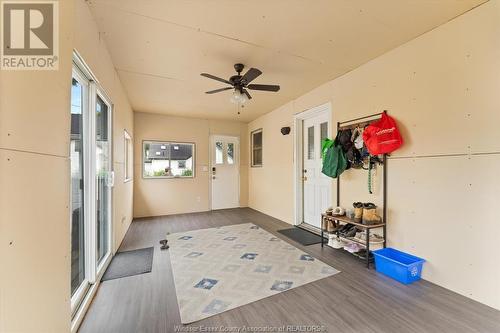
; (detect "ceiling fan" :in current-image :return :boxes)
[201,63,280,104]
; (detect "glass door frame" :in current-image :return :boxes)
[70,65,91,314]
[70,52,113,316]
[93,87,113,278]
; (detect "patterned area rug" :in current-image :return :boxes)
[168,223,340,323]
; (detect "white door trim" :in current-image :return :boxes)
[293,102,332,226]
[209,134,241,210]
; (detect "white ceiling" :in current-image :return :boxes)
[88,0,485,122]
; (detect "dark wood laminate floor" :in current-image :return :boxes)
[78,208,500,333]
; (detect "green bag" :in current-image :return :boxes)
[321,136,347,178]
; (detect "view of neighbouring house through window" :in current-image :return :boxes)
[143,141,195,178]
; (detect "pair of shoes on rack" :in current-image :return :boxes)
[325,207,345,217]
[322,217,340,233]
[354,231,385,244]
[327,235,347,249]
[352,202,382,225]
[344,242,363,253]
[337,223,350,234]
[338,224,357,238]
[327,220,340,233]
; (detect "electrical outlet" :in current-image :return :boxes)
[196,196,201,203]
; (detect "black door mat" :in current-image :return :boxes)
[277,228,322,246]
[102,247,154,281]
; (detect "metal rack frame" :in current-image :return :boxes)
[321,111,388,268]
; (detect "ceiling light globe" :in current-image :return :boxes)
[240,93,248,104]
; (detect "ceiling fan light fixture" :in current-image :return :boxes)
[230,89,247,104]
[202,64,279,103]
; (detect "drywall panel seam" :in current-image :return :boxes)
[0,147,67,159]
[389,151,500,160]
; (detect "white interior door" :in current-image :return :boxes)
[303,112,331,228]
[211,135,240,210]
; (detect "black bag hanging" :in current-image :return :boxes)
[346,146,363,169]
[338,129,353,152]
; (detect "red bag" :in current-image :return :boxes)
[363,112,403,155]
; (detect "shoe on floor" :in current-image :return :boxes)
[355,249,374,261]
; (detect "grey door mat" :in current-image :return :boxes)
[102,247,154,281]
[277,227,322,245]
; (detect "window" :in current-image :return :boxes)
[307,126,314,160]
[124,130,132,182]
[227,142,234,165]
[143,141,195,178]
[251,129,263,167]
[215,141,223,164]
[320,122,328,143]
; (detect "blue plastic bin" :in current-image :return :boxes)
[373,248,425,284]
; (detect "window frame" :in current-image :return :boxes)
[124,130,133,183]
[142,140,196,179]
[251,128,263,168]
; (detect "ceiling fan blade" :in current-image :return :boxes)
[247,84,280,92]
[240,68,262,84]
[200,73,232,85]
[205,87,233,94]
[243,89,252,100]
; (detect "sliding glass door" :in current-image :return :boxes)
[70,69,89,305]
[70,57,113,315]
[95,94,112,268]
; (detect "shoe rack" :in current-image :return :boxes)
[320,111,388,269]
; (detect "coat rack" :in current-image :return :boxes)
[321,111,388,268]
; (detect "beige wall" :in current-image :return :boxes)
[248,1,500,311]
[0,0,134,332]
[133,112,248,218]
[0,0,74,331]
[74,0,134,252]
